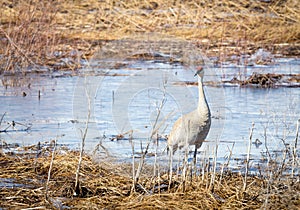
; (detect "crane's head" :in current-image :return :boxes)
[194,66,204,78]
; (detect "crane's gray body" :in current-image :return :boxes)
[168,67,211,154]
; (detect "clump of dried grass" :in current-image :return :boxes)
[0,150,131,208]
[0,147,299,209]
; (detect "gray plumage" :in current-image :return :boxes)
[168,66,211,160]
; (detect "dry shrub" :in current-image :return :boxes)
[0,0,59,73]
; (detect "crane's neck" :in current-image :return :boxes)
[197,76,210,115]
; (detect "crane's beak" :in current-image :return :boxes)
[194,66,203,77]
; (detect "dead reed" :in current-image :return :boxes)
[0,0,59,72]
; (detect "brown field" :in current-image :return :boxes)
[0,0,299,72]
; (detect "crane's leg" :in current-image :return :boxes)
[193,146,197,166]
[192,146,198,178]
[168,147,173,191]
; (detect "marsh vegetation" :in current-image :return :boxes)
[0,0,299,73]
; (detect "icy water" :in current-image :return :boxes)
[0,58,299,170]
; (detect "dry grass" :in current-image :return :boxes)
[0,1,58,72]
[0,0,299,73]
[0,148,299,209]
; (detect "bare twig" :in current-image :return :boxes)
[153,133,159,178]
[0,27,39,69]
[132,141,150,194]
[244,122,254,191]
[291,119,300,179]
[92,133,110,157]
[74,79,91,196]
[130,131,136,193]
[45,139,57,200]
[209,144,218,191]
[0,112,6,127]
[218,143,234,186]
[263,125,271,159]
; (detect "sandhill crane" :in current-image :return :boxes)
[168,66,211,167]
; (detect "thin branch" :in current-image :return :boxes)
[45,139,57,200]
[291,119,300,179]
[0,112,6,126]
[0,26,38,69]
[244,122,254,191]
[74,80,91,196]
